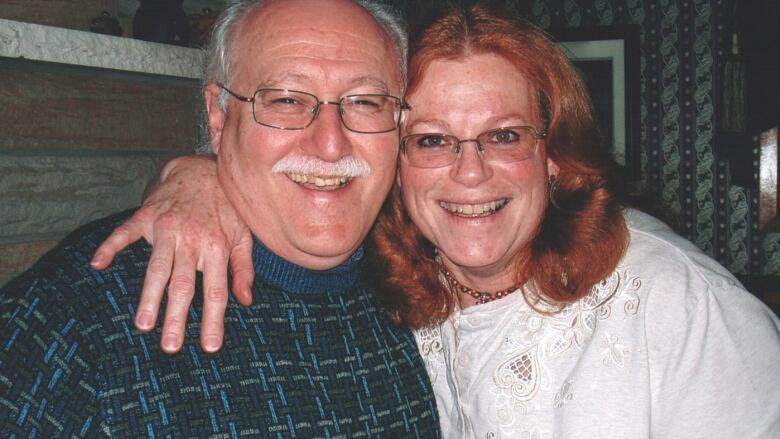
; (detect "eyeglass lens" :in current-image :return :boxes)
[402,126,542,168]
[252,89,401,133]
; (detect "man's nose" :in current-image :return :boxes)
[302,102,352,161]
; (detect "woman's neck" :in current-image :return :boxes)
[438,256,524,309]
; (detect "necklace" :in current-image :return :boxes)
[442,269,522,305]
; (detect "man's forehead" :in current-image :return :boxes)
[248,0,388,42]
[257,73,392,93]
[233,1,401,92]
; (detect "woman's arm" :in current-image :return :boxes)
[91,155,253,353]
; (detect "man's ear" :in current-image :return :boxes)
[204,83,227,154]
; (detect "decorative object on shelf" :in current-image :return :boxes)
[133,0,189,47]
[188,7,218,48]
[758,126,779,231]
[720,1,747,134]
[90,11,122,37]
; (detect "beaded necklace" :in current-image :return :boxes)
[441,268,521,305]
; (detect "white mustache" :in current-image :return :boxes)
[271,155,371,177]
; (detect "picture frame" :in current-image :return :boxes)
[551,26,642,179]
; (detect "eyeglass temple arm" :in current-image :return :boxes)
[217,83,254,103]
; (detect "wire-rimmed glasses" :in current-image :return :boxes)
[218,83,409,134]
[400,126,548,168]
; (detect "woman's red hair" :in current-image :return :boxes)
[369,4,629,328]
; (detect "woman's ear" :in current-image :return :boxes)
[547,158,560,178]
[204,83,227,154]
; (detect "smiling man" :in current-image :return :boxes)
[0,0,440,436]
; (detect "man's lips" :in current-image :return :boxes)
[287,173,351,188]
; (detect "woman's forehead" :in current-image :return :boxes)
[403,54,540,127]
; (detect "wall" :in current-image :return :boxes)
[0,16,203,285]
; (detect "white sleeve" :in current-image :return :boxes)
[645,274,780,438]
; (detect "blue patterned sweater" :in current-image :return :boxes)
[0,211,440,438]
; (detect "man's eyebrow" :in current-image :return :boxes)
[257,73,312,89]
[255,74,390,94]
[349,76,390,94]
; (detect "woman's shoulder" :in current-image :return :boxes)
[617,211,779,435]
[619,208,778,340]
[621,208,740,292]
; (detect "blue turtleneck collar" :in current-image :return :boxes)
[251,238,364,294]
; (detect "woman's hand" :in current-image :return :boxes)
[90,155,253,354]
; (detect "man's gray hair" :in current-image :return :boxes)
[196,0,407,153]
[205,0,407,109]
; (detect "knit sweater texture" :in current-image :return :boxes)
[0,211,441,438]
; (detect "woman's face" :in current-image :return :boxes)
[399,53,558,288]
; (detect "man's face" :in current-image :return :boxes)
[206,0,402,270]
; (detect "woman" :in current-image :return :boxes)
[94,4,780,437]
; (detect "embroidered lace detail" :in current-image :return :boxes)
[519,426,554,439]
[488,266,641,433]
[535,268,640,358]
[493,348,539,401]
[414,325,444,383]
[553,380,573,408]
[601,332,628,367]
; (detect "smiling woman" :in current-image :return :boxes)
[374,11,625,326]
[367,4,780,438]
[396,53,559,301]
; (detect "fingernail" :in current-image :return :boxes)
[135,311,153,330]
[203,336,221,353]
[90,251,103,266]
[161,334,180,353]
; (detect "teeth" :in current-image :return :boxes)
[439,199,508,217]
[288,174,350,187]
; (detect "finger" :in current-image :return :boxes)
[91,219,145,270]
[230,233,255,307]
[160,245,198,354]
[199,245,229,353]
[135,232,175,332]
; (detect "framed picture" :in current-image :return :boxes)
[551,26,641,179]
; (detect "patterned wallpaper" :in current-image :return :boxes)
[390,0,780,275]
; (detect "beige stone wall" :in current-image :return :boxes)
[0,20,202,285]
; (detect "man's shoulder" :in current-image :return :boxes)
[56,208,144,260]
[1,209,150,305]
[0,209,155,436]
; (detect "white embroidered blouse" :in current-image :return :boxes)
[415,209,780,438]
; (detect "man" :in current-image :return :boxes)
[0,0,440,436]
